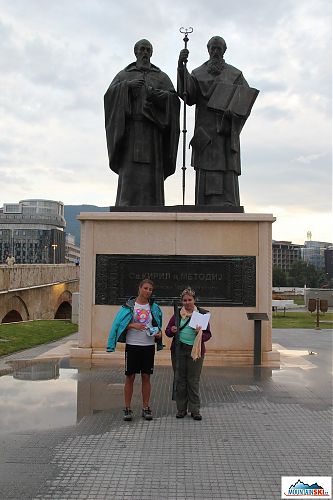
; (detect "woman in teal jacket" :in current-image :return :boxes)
[106,279,163,421]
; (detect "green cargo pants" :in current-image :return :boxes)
[172,342,204,414]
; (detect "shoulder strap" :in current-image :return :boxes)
[178,317,191,331]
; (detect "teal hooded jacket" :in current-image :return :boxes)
[106,297,164,352]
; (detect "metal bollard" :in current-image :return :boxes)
[246,313,269,365]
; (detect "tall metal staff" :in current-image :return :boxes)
[172,298,180,400]
[179,27,193,205]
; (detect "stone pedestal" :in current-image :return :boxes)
[70,211,279,366]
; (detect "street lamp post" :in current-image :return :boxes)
[51,243,58,264]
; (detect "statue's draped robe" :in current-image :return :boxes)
[105,63,180,206]
[178,61,249,206]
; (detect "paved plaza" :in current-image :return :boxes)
[0,328,332,499]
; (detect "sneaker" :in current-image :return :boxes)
[142,407,153,421]
[123,408,133,421]
[176,410,187,419]
[191,412,202,421]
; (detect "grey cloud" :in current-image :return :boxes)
[63,92,102,113]
[294,153,326,164]
[242,147,331,194]
[186,0,291,31]
[0,168,28,187]
[0,17,11,36]
[0,0,331,231]
[256,106,294,121]
[0,15,106,97]
[22,36,99,91]
[0,136,36,166]
[245,144,330,168]
[0,139,17,159]
[0,19,24,73]
[242,171,331,213]
[251,80,287,93]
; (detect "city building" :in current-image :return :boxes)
[0,199,65,264]
[301,240,332,270]
[65,233,80,264]
[272,240,302,272]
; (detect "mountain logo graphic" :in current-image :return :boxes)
[289,479,324,490]
[281,476,332,498]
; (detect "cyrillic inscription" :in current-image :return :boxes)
[95,254,256,307]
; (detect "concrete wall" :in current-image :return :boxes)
[0,264,79,291]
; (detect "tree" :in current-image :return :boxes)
[287,261,322,287]
[318,271,331,288]
[273,266,288,286]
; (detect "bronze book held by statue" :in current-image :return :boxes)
[208,83,259,117]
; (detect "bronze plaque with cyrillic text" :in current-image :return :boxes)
[95,254,256,306]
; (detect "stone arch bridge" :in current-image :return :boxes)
[0,264,79,323]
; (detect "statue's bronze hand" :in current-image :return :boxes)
[128,78,144,89]
[178,48,189,64]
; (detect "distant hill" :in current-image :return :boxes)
[64,205,109,246]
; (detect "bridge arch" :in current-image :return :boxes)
[1,295,30,323]
[54,290,72,320]
[2,310,23,323]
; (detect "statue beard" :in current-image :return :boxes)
[207,58,224,75]
[136,56,151,71]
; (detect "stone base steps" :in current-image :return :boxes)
[70,346,280,367]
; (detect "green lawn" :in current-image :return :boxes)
[0,314,331,358]
[292,297,305,306]
[0,320,78,357]
[272,311,333,329]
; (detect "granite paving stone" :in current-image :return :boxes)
[0,329,331,499]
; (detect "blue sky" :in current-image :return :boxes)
[0,0,331,244]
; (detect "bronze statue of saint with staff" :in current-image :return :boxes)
[104,39,180,207]
[178,35,259,207]
[104,34,258,208]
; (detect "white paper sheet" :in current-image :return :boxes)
[189,310,211,330]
